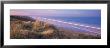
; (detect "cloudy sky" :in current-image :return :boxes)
[10,9,101,18]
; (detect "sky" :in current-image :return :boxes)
[10,9,101,18]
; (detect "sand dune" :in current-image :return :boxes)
[10,15,101,39]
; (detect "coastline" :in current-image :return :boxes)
[10,15,101,39]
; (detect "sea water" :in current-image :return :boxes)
[42,16,101,32]
[45,16,101,27]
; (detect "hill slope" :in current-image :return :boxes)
[10,15,101,39]
[10,15,35,21]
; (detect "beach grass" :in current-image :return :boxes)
[10,16,101,39]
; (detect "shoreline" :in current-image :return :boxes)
[10,15,101,39]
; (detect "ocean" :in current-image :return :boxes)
[43,16,101,27]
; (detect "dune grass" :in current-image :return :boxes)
[10,16,101,39]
